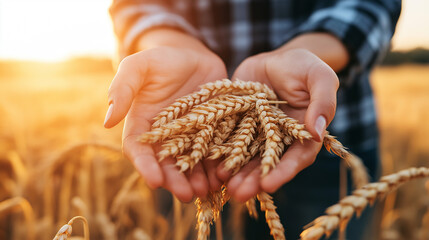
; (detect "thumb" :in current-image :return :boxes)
[104,54,148,128]
[305,62,339,142]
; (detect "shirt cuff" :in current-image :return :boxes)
[118,13,201,58]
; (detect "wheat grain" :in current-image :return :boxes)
[300,167,429,240]
[257,192,286,240]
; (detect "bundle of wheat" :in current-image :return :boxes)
[139,79,368,240]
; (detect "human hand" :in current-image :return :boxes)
[104,37,227,202]
[218,48,339,202]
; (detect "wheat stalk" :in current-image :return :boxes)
[300,167,429,240]
[0,197,35,240]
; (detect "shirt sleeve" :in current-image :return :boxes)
[109,0,200,58]
[293,0,401,86]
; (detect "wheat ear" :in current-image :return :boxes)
[53,216,89,240]
[152,79,276,127]
[223,110,258,174]
[139,95,257,144]
[257,192,286,240]
[271,106,312,143]
[206,115,239,160]
[176,124,216,172]
[158,134,194,161]
[196,187,229,240]
[255,99,285,176]
[245,197,259,219]
[212,115,239,145]
[323,133,369,188]
[300,167,429,240]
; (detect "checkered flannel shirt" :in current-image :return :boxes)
[109,0,401,151]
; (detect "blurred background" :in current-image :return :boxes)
[0,0,428,239]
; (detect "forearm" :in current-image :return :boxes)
[136,28,210,53]
[278,33,349,72]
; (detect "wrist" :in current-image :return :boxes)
[136,27,213,55]
[277,33,349,72]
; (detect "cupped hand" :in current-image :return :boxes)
[104,46,227,202]
[218,48,339,202]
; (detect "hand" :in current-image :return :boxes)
[104,39,228,202]
[218,48,339,202]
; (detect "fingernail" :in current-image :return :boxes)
[315,115,326,140]
[104,103,114,127]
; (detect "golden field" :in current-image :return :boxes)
[0,60,428,240]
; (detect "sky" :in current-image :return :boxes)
[0,0,428,62]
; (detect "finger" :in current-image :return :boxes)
[305,62,339,141]
[216,161,233,182]
[225,158,260,195]
[160,161,195,203]
[203,159,224,191]
[231,165,262,203]
[261,140,323,193]
[104,54,148,128]
[186,162,209,198]
[123,134,164,189]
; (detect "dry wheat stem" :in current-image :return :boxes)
[0,197,35,240]
[257,192,286,240]
[53,216,89,240]
[152,79,276,128]
[300,167,429,240]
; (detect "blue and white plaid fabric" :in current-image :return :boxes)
[110,0,401,150]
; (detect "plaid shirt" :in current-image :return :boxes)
[110,0,401,150]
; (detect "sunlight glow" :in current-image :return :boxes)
[0,0,116,61]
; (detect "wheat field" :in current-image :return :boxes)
[0,60,428,240]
